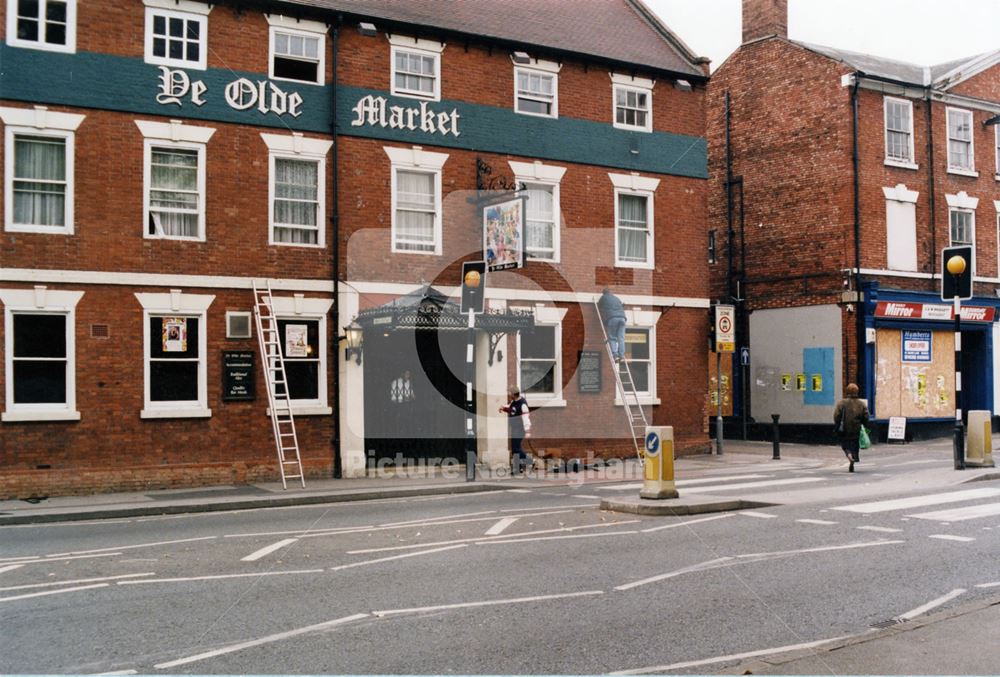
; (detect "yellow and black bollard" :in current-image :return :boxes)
[640,426,679,499]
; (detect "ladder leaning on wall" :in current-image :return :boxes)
[593,299,648,463]
[252,280,305,489]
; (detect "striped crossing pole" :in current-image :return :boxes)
[953,293,965,470]
[465,307,477,481]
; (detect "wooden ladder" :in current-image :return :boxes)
[593,299,648,463]
[252,280,305,489]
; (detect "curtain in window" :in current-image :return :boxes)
[150,148,199,237]
[949,113,972,169]
[274,158,319,244]
[618,194,648,262]
[13,135,66,227]
[950,211,972,245]
[396,170,435,251]
[395,51,435,94]
[525,185,554,256]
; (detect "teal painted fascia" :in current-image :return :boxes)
[0,45,707,178]
[338,86,707,179]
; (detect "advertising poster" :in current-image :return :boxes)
[902,330,932,362]
[285,324,309,357]
[484,198,524,272]
[162,317,187,353]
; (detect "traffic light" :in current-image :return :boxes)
[460,261,486,314]
[941,246,972,301]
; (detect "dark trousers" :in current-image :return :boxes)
[840,437,860,461]
[511,436,528,472]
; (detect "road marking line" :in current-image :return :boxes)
[570,495,603,499]
[857,526,903,533]
[796,519,838,525]
[506,489,532,493]
[0,564,25,574]
[596,475,771,492]
[615,557,735,591]
[684,477,826,493]
[330,544,467,571]
[379,510,497,527]
[44,536,217,557]
[241,538,298,562]
[609,634,854,674]
[224,525,377,539]
[484,517,519,536]
[641,513,734,533]
[740,511,778,519]
[118,569,324,585]
[928,534,975,542]
[346,520,641,554]
[975,581,1000,588]
[476,531,639,545]
[91,670,138,675]
[834,488,1000,513]
[736,540,905,560]
[154,613,369,669]
[0,552,122,565]
[0,583,108,603]
[0,573,155,592]
[499,503,597,512]
[895,589,966,621]
[910,502,1000,522]
[372,590,604,618]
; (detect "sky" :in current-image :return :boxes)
[647,0,1000,72]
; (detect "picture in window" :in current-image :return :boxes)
[285,323,310,358]
[162,317,187,352]
[277,319,320,400]
[484,198,524,272]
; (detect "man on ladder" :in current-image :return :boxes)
[598,288,627,362]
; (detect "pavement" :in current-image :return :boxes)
[3,436,1000,675]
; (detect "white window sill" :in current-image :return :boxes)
[392,246,442,256]
[524,397,567,408]
[391,89,440,103]
[2,410,81,422]
[7,40,75,54]
[515,108,558,120]
[144,234,207,242]
[994,174,1000,182]
[269,240,325,249]
[270,74,325,87]
[614,397,660,407]
[947,168,979,178]
[613,123,652,134]
[141,407,212,419]
[615,261,655,270]
[267,405,333,416]
[884,159,919,170]
[5,224,73,235]
[526,254,560,264]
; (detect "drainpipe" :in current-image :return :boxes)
[851,73,864,390]
[925,89,937,277]
[330,16,343,478]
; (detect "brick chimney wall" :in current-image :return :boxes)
[742,0,788,43]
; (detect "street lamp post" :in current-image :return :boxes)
[947,254,966,470]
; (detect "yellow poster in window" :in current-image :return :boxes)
[811,374,822,392]
[781,374,792,391]
[796,373,806,391]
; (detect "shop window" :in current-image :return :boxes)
[1,287,83,422]
[136,290,214,419]
[2,106,84,235]
[262,133,332,247]
[612,74,653,133]
[6,0,76,53]
[514,61,558,118]
[385,146,448,255]
[389,36,444,102]
[268,16,326,85]
[884,96,916,168]
[946,107,975,175]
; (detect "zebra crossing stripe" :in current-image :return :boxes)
[833,488,1000,513]
[910,502,1000,522]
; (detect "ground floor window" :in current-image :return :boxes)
[277,318,320,401]
[623,327,651,396]
[519,324,556,397]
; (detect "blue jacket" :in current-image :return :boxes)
[597,291,626,321]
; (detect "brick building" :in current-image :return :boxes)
[1,0,712,498]
[708,0,1000,440]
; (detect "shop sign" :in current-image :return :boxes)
[156,67,304,118]
[350,95,461,137]
[888,417,907,440]
[901,330,932,362]
[874,301,995,323]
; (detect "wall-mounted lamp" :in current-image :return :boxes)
[341,321,363,365]
[511,51,531,64]
[984,113,1000,128]
[358,22,377,37]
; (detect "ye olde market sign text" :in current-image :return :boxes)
[351,95,461,137]
[156,67,304,118]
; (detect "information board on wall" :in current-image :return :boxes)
[577,350,602,393]
[222,351,255,401]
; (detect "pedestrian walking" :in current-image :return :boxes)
[833,383,870,473]
[597,288,627,362]
[500,387,532,474]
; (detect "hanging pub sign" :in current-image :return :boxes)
[484,198,525,272]
[222,351,255,401]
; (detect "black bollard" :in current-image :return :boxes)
[771,414,780,460]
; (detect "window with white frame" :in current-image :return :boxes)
[143,0,210,71]
[6,0,76,52]
[268,15,325,85]
[1,287,83,422]
[269,296,333,414]
[612,74,653,132]
[883,184,919,272]
[610,173,659,268]
[137,291,213,418]
[514,60,559,118]
[996,203,1000,278]
[994,124,999,178]
[509,160,566,262]
[389,36,444,101]
[136,120,214,241]
[884,96,915,166]
[946,107,975,173]
[946,190,979,276]
[261,133,332,246]
[514,305,565,404]
[2,106,84,234]
[385,145,448,254]
[622,327,652,395]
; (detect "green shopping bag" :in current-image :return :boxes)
[859,426,871,450]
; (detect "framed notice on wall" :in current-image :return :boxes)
[902,330,931,362]
[577,350,602,393]
[222,351,255,401]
